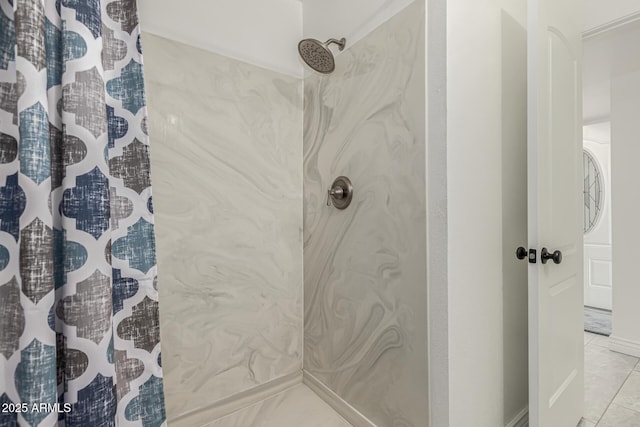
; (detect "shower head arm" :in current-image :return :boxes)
[325,38,346,51]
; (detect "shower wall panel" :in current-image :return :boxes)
[303,2,427,426]
[142,33,303,422]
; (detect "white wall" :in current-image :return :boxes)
[447,0,527,425]
[610,70,640,356]
[583,20,640,123]
[447,0,500,423]
[302,0,414,53]
[501,10,529,425]
[137,0,303,77]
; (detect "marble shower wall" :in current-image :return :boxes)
[141,33,303,422]
[303,2,427,426]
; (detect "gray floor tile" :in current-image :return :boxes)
[583,344,639,422]
[613,371,640,413]
[583,370,623,422]
[585,344,638,381]
[597,403,640,427]
[577,418,596,427]
[584,332,595,346]
[589,333,610,348]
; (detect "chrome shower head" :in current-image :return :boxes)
[298,38,346,74]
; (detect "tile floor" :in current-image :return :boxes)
[580,332,640,426]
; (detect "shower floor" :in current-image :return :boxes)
[206,383,352,427]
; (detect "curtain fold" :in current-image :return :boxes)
[0,0,166,425]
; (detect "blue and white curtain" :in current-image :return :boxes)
[0,0,166,425]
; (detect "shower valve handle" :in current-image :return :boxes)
[329,185,344,199]
[326,176,353,210]
[326,187,345,207]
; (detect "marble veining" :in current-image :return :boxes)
[207,384,352,427]
[303,3,427,426]
[142,33,303,421]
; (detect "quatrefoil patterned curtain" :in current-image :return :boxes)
[0,0,166,425]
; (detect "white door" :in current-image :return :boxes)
[528,0,584,425]
[583,140,612,310]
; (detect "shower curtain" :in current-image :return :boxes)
[0,0,165,426]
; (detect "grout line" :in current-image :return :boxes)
[607,366,640,418]
[590,340,638,426]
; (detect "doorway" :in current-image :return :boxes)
[582,121,612,336]
[579,11,640,426]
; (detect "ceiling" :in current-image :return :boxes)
[583,17,640,124]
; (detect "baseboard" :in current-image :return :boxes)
[170,371,302,427]
[505,406,529,427]
[609,335,640,358]
[303,370,377,427]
